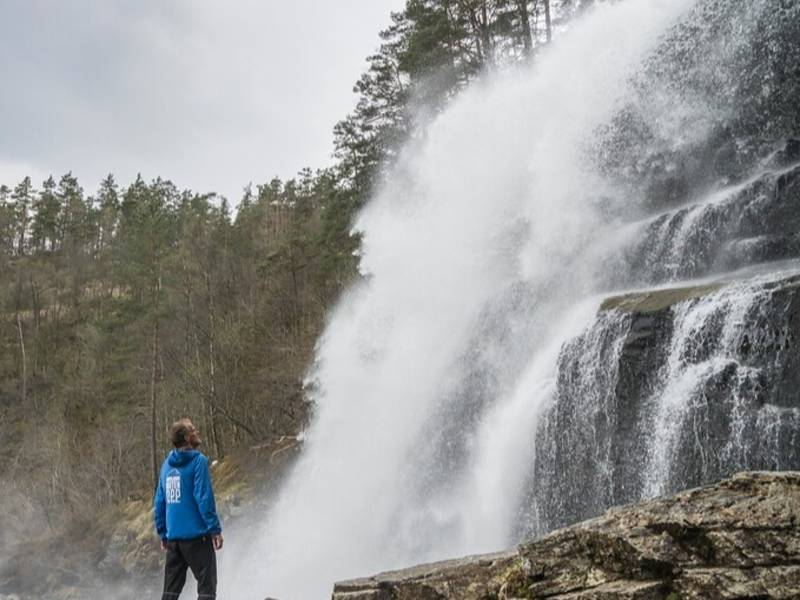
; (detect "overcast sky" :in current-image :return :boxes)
[0,0,404,202]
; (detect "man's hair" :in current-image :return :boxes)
[170,418,194,448]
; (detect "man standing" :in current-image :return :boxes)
[154,418,223,599]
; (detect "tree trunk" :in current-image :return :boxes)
[16,311,27,407]
[480,1,492,59]
[150,272,162,490]
[205,269,223,459]
[182,260,193,393]
[517,0,533,55]
[16,207,27,256]
[544,0,552,43]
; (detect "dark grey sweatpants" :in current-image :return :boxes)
[162,536,217,599]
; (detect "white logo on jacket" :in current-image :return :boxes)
[166,469,181,504]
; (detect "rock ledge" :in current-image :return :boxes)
[332,472,800,599]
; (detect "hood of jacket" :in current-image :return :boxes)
[167,448,199,467]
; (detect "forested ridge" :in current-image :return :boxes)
[0,171,349,526]
[0,0,588,594]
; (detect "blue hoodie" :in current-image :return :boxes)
[154,449,222,541]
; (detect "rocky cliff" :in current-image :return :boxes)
[524,270,800,538]
[333,471,800,599]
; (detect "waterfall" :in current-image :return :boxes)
[528,267,800,535]
[221,0,800,598]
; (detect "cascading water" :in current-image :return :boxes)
[223,1,800,598]
[641,279,774,499]
[529,266,800,534]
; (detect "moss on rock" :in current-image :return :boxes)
[600,283,723,313]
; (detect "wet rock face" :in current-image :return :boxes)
[619,164,800,286]
[515,0,800,562]
[519,308,673,536]
[597,0,800,214]
[332,472,800,600]
[525,275,800,537]
[594,0,800,289]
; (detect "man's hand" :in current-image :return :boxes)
[212,534,224,551]
[160,539,168,551]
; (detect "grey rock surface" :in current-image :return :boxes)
[333,472,800,599]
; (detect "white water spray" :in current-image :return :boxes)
[223,2,699,598]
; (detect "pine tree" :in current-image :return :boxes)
[97,174,120,252]
[11,176,34,256]
[56,172,92,254]
[0,185,14,259]
[31,176,60,253]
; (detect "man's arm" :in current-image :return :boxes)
[153,473,168,546]
[193,455,222,541]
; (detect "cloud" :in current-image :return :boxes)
[0,0,404,200]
